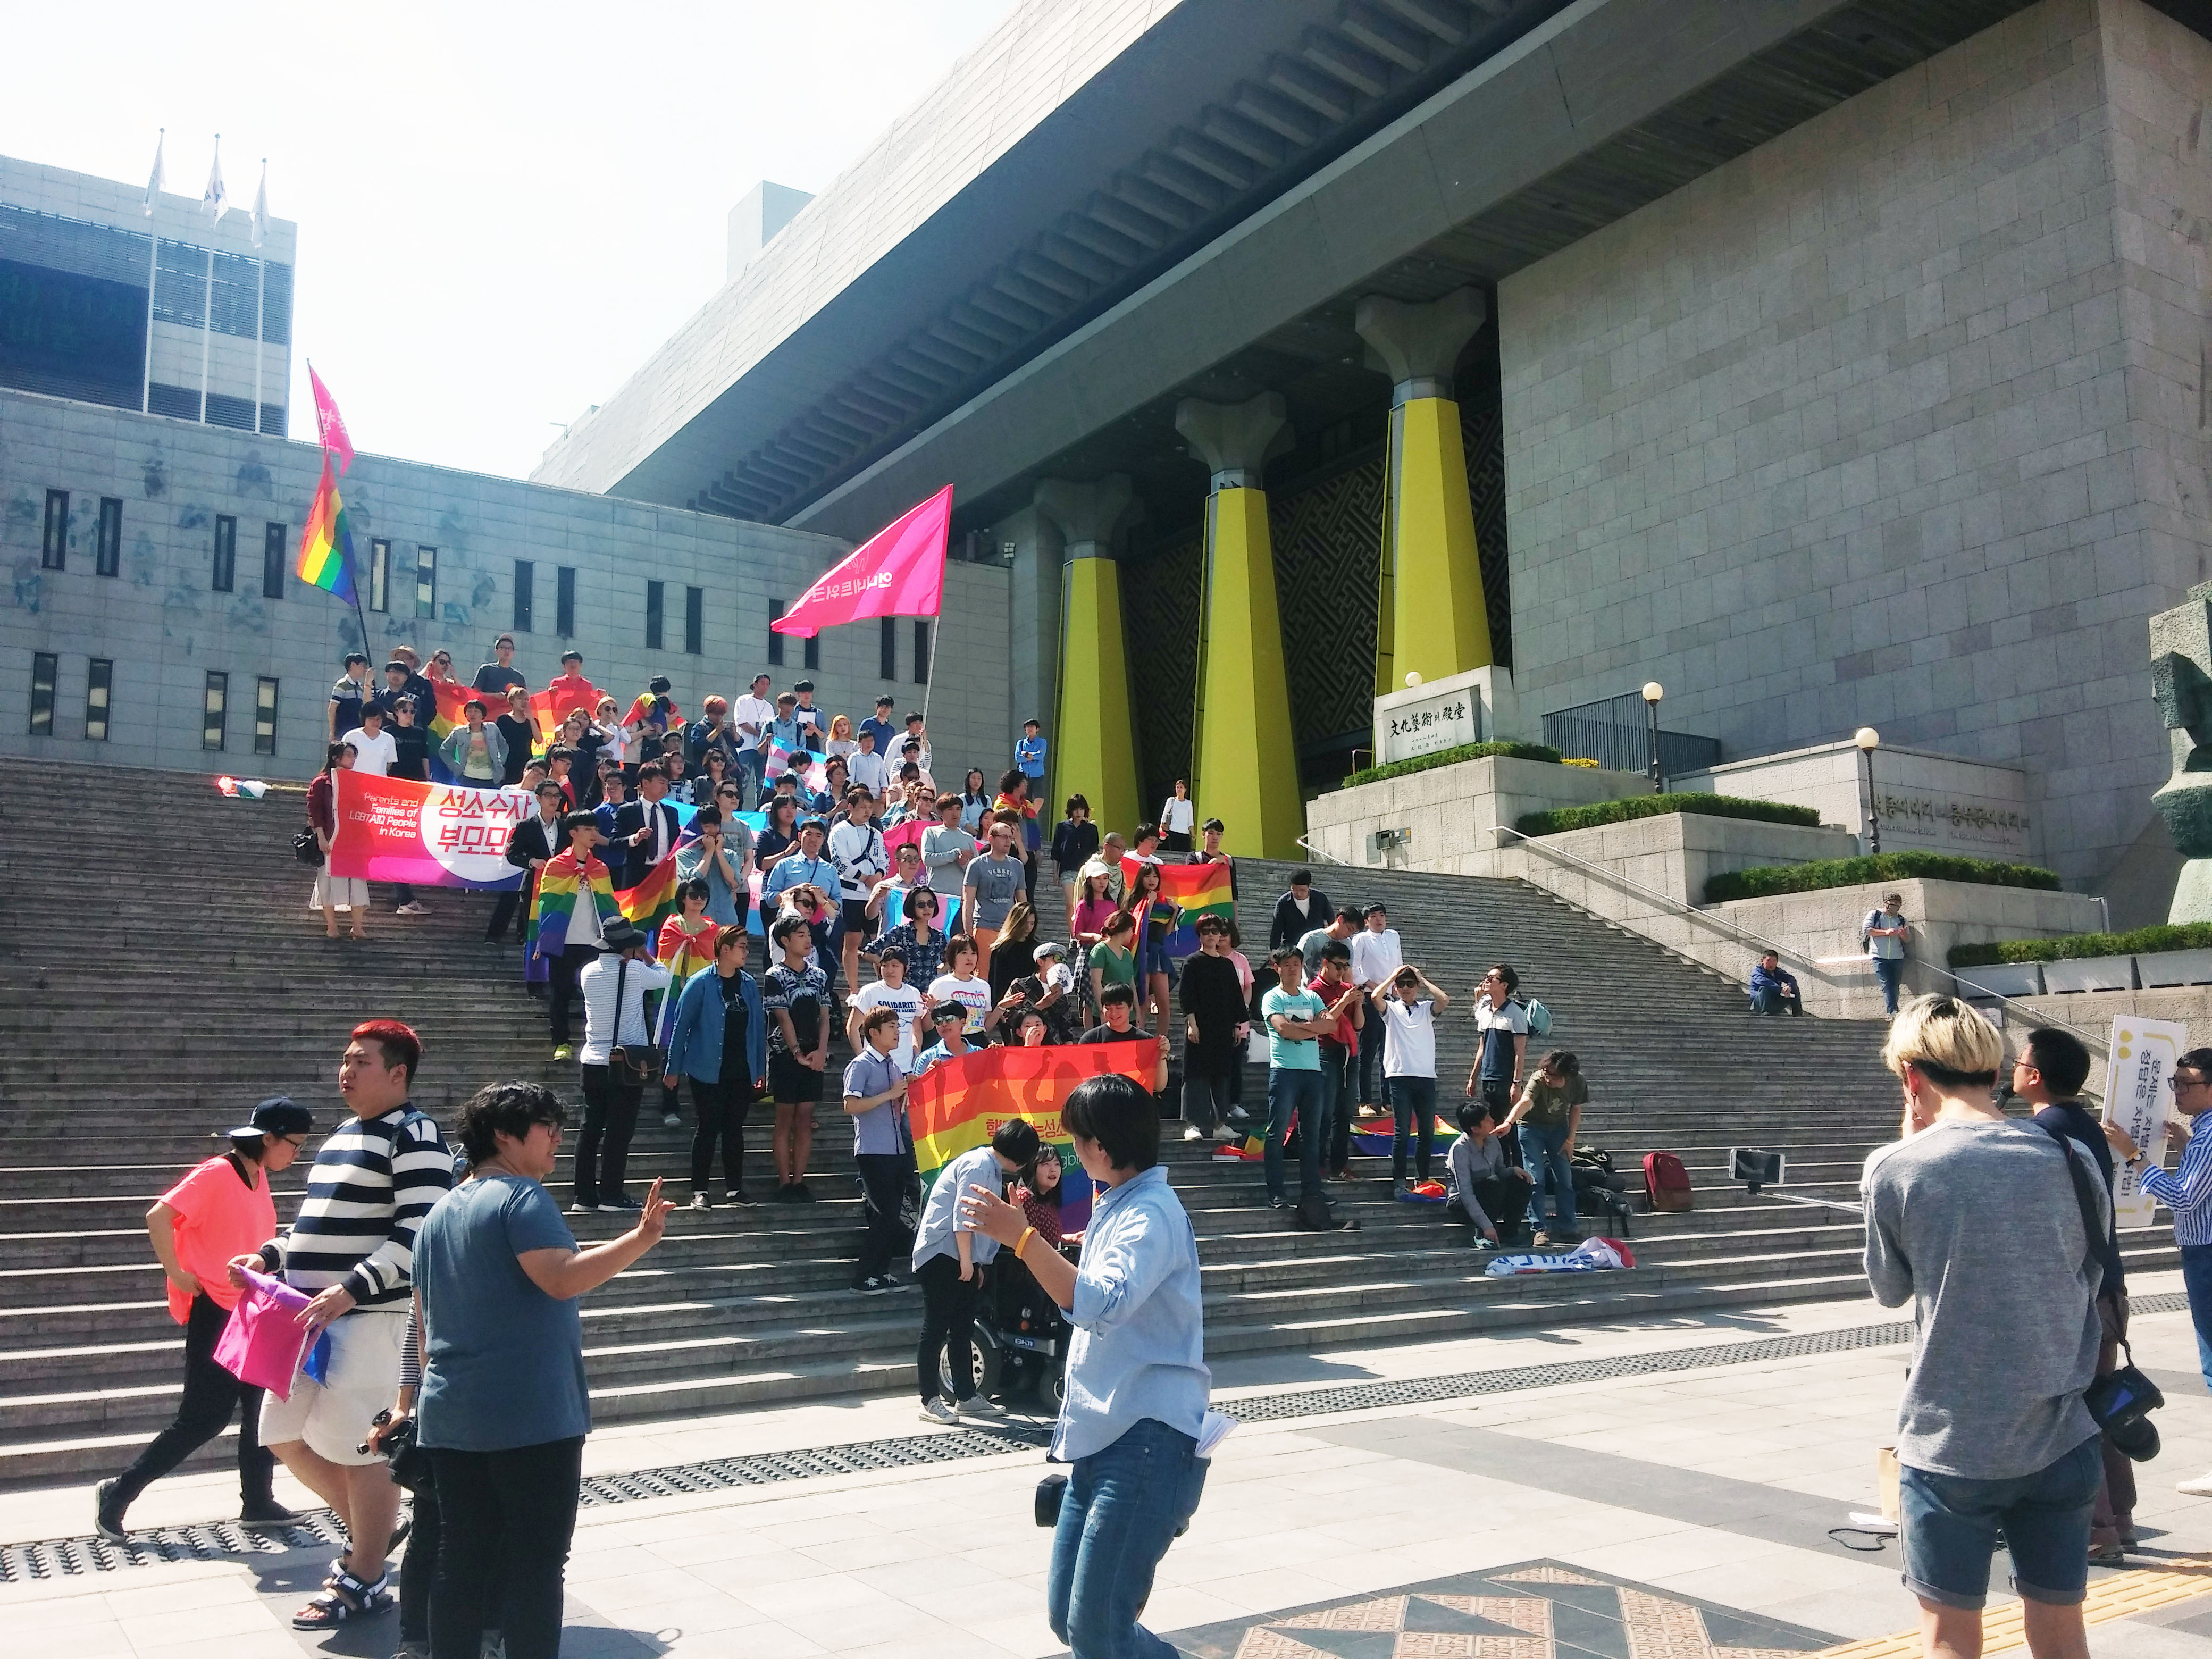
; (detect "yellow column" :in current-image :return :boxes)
[1193,486,1303,857]
[1054,552,1140,837]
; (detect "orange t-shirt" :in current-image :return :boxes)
[159,1154,278,1324]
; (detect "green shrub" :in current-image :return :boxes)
[1342,740,1561,789]
[1707,850,2063,904]
[1515,792,1821,838]
[1949,922,2212,969]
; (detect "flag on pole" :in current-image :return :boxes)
[143,131,164,217]
[308,364,356,473]
[296,452,358,605]
[250,161,267,250]
[770,484,951,638]
[202,136,227,220]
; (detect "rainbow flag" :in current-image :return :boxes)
[527,853,619,960]
[907,1037,1161,1235]
[295,452,357,604]
[1118,857,1237,957]
[652,915,721,1043]
[618,850,682,941]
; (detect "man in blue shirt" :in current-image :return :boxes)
[843,1008,914,1295]
[858,696,900,758]
[1015,719,1047,786]
[1749,951,1803,1016]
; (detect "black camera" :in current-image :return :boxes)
[2087,1364,2165,1462]
[1035,1472,1067,1528]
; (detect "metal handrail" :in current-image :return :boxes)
[1292,834,1355,868]
[1491,824,2106,1050]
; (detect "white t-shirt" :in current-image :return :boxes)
[852,978,925,1068]
[1162,797,1196,834]
[730,694,775,746]
[1350,927,1404,989]
[1382,996,1438,1079]
[341,726,397,777]
[849,749,889,794]
[828,819,889,901]
[927,971,994,1036]
[575,953,672,1065]
[593,720,629,764]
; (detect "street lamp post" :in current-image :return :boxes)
[1641,682,1665,793]
[1855,726,1881,855]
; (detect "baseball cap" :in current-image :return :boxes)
[228,1095,312,1142]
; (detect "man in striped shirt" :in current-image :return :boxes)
[2104,1045,2212,1498]
[230,1019,453,1628]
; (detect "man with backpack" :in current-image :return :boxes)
[1464,964,1529,1129]
[1865,892,1911,1016]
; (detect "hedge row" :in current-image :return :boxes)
[1707,850,2062,904]
[1342,740,1561,789]
[1949,922,2211,969]
[1515,792,1822,838]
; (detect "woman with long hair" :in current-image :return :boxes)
[693,747,730,806]
[755,795,802,871]
[959,767,992,833]
[1128,861,1180,1034]
[987,898,1041,1036]
[825,714,858,762]
[309,741,369,940]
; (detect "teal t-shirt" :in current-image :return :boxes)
[1261,986,1325,1071]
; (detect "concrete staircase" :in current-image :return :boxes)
[0,760,2176,1489]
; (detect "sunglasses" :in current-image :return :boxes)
[718,787,741,798]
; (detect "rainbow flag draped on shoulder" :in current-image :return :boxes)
[527,851,621,959]
[907,1038,1160,1235]
[1118,857,1237,958]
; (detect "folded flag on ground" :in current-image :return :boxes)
[1482,1237,1636,1276]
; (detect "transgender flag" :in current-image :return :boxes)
[772,485,950,638]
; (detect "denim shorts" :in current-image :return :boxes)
[1899,1436,2101,1610]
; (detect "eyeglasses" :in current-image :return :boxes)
[2173,1075,2209,1092]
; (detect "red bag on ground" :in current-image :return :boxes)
[1643,1151,1694,1213]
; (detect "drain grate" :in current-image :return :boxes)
[7,1294,2188,1580]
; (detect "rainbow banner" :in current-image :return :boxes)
[907,1037,1159,1235]
[1119,857,1236,957]
[295,452,357,604]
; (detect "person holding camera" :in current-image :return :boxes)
[1862,996,2107,1656]
[571,921,672,1216]
[961,1074,1210,1659]
[398,1081,673,1659]
[911,1118,1040,1425]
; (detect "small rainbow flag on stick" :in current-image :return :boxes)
[295,452,357,604]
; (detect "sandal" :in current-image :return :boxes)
[293,1566,393,1629]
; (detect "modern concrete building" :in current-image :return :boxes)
[530,0,2211,917]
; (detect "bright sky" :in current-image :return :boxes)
[0,1,1018,482]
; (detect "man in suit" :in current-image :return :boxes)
[611,760,683,890]
[1270,869,1334,954]
[491,780,568,943]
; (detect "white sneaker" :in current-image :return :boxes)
[662,1112,682,1128]
[396,901,431,917]
[956,1395,1008,1421]
[2178,1471,2212,1497]
[918,1398,960,1427]
[1183,1125,1204,1141]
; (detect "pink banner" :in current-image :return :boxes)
[770,484,949,638]
[329,771,531,890]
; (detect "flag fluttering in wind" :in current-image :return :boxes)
[143,131,164,217]
[770,484,951,638]
[202,136,227,220]
[250,161,267,250]
[308,363,355,473]
[296,452,357,605]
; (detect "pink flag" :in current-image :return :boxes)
[308,363,356,474]
[771,485,950,638]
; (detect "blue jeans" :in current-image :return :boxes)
[1317,1045,1355,1175]
[1357,996,1390,1108]
[2181,1243,2212,1392]
[1392,1076,1437,1184]
[1519,1122,1576,1235]
[1047,1417,1208,1658]
[1900,1436,2100,1610]
[1265,1068,1323,1202]
[1873,956,1905,1015]
[734,747,766,809]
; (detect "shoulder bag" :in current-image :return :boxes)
[2042,1125,2163,1459]
[608,957,666,1085]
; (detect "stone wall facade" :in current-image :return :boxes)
[0,389,1011,779]
[1497,0,2212,901]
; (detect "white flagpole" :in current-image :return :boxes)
[252,161,266,434]
[199,135,223,425]
[140,130,162,415]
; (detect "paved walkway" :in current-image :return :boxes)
[4,1278,2209,1658]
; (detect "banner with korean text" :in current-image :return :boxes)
[2106,1015,2184,1229]
[329,771,531,890]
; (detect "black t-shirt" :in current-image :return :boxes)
[718,976,752,1087]
[390,725,430,781]
[494,714,534,784]
[2034,1099,2124,1292]
[473,665,528,696]
[1079,1024,1153,1044]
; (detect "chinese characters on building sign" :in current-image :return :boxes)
[1386,700,1471,740]
[1379,691,1482,761]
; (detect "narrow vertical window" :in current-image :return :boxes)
[203,671,229,750]
[685,586,703,655]
[767,600,786,667]
[254,676,279,756]
[415,547,437,618]
[368,539,390,611]
[29,653,57,735]
[914,620,930,684]
[514,560,534,633]
[41,490,67,571]
[803,632,819,671]
[212,515,236,592]
[646,580,665,650]
[556,566,576,636]
[96,499,122,577]
[262,522,286,599]
[880,617,897,681]
[86,658,112,741]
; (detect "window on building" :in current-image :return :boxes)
[914,620,931,684]
[212,515,237,592]
[768,600,786,667]
[685,586,703,655]
[262,522,286,599]
[646,581,665,650]
[880,617,898,682]
[556,566,576,636]
[514,560,534,633]
[254,676,279,756]
[96,499,122,578]
[203,671,228,750]
[804,631,819,672]
[41,490,66,571]
[86,658,112,742]
[414,547,437,619]
[368,539,390,612]
[29,653,57,735]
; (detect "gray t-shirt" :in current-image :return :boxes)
[415,1174,590,1452]
[1861,1120,2105,1480]
[965,853,1025,928]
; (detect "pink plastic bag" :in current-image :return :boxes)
[213,1267,316,1400]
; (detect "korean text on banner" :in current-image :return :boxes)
[329,770,531,890]
[2106,1016,2184,1229]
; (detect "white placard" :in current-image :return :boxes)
[2104,1017,2184,1229]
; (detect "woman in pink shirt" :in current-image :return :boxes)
[96,1097,314,1540]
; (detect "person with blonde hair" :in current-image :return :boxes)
[1863,995,2107,1658]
